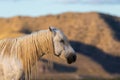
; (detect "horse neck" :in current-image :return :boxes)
[35,30,54,56]
[18,30,54,80]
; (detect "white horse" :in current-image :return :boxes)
[0,27,76,80]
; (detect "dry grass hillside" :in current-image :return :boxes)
[0,12,120,79]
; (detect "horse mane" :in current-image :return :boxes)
[0,30,54,80]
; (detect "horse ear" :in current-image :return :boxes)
[49,26,56,35]
[49,26,56,31]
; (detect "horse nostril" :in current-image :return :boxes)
[72,54,76,62]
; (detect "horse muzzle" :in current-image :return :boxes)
[66,53,77,64]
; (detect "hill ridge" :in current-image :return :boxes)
[0,12,120,78]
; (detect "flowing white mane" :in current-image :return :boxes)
[0,30,54,80]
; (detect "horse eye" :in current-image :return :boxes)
[60,40,65,44]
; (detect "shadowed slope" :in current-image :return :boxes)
[99,13,120,41]
[70,41,120,74]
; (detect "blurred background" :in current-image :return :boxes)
[0,0,120,79]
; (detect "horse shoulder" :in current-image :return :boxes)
[0,56,23,80]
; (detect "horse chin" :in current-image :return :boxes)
[67,60,73,64]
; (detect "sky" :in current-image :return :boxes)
[0,0,120,17]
